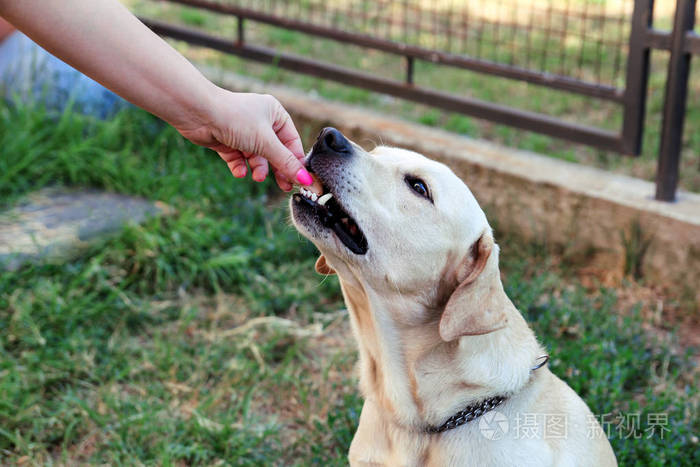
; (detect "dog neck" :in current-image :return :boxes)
[336,270,544,432]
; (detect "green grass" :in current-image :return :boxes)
[1,104,698,465]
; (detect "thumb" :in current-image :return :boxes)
[260,128,312,186]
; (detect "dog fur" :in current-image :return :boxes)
[290,133,617,467]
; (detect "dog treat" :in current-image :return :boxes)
[306,174,324,197]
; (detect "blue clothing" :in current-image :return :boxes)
[0,32,128,118]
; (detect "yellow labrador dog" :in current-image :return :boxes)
[290,128,617,467]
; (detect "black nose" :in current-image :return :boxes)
[315,127,352,154]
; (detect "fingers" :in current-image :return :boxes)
[261,126,312,186]
[206,92,310,187]
[267,98,311,185]
[217,149,247,178]
[226,155,248,178]
[218,149,271,183]
[274,110,305,161]
[273,171,293,192]
[247,154,269,182]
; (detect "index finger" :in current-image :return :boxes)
[274,113,305,162]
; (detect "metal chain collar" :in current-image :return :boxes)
[425,395,507,434]
[424,355,549,434]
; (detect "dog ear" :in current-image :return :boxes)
[439,231,508,342]
[315,255,336,275]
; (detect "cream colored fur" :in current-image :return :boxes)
[291,143,617,466]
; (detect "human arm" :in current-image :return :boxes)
[0,0,311,189]
[0,16,14,41]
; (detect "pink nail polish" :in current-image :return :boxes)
[296,168,313,186]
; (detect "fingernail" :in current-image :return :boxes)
[296,168,312,186]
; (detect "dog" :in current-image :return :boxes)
[290,128,617,466]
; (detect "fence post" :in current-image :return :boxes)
[237,16,245,44]
[655,0,696,201]
[405,56,414,85]
[621,0,654,156]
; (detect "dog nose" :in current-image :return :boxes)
[315,127,352,155]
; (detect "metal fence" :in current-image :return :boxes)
[139,0,699,201]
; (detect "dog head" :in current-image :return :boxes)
[290,128,507,341]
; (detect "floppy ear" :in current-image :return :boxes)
[315,255,336,275]
[439,231,508,342]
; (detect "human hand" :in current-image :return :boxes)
[176,88,311,190]
[0,1,311,190]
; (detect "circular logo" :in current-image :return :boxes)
[479,410,509,440]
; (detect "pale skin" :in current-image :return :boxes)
[0,0,313,190]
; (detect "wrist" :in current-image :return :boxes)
[173,78,221,133]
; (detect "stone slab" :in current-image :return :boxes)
[201,66,700,303]
[0,188,169,270]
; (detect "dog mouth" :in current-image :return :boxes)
[292,176,368,255]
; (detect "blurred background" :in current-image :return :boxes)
[130,0,700,195]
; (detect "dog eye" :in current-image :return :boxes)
[405,176,431,201]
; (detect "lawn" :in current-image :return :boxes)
[0,102,698,465]
[125,0,700,194]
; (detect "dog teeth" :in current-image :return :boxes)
[317,193,333,206]
[299,187,322,203]
[299,185,332,205]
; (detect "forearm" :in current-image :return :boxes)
[0,0,309,188]
[0,0,215,129]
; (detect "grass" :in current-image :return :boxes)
[126,0,700,193]
[0,101,698,465]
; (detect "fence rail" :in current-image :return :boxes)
[139,0,698,202]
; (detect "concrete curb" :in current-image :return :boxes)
[202,66,700,303]
[0,188,171,270]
